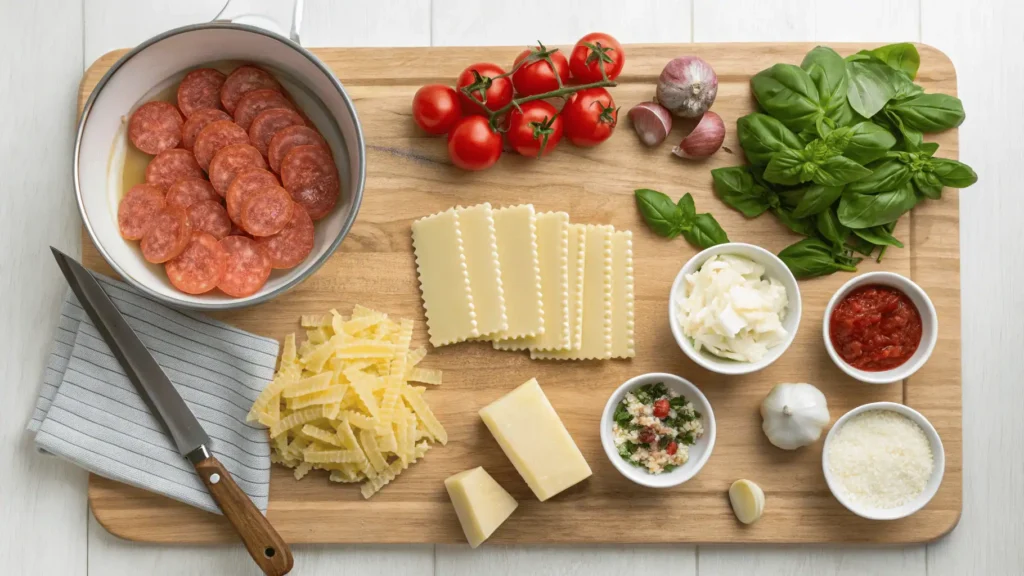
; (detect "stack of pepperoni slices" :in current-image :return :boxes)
[117,64,340,298]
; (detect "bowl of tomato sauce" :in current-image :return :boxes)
[823,272,938,384]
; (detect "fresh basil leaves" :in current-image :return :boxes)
[777,238,859,279]
[710,166,776,217]
[634,189,729,249]
[750,64,823,132]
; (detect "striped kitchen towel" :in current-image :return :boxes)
[27,274,278,515]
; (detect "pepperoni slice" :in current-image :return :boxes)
[208,143,267,196]
[193,120,249,172]
[141,206,193,264]
[239,186,294,237]
[166,178,219,209]
[217,236,272,297]
[177,68,227,117]
[186,200,232,240]
[220,65,282,114]
[233,89,294,131]
[268,125,329,174]
[256,204,315,269]
[166,232,228,294]
[118,184,167,240]
[182,108,232,151]
[226,169,279,225]
[280,145,340,220]
[128,101,184,155]
[144,149,203,190]
[249,108,305,158]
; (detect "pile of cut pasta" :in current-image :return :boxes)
[246,305,446,499]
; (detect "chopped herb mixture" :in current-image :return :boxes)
[612,382,704,474]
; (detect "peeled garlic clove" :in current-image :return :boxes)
[729,479,765,525]
[627,101,673,147]
[672,110,726,159]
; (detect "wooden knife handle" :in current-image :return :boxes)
[195,456,294,575]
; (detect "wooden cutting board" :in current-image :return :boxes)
[79,43,961,544]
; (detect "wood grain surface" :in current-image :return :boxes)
[79,42,961,545]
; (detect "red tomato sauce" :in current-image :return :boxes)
[829,285,923,371]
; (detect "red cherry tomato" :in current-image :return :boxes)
[506,101,563,158]
[447,116,502,171]
[511,45,570,96]
[653,398,670,419]
[456,63,514,115]
[569,32,625,83]
[666,441,678,456]
[411,85,462,135]
[563,88,618,147]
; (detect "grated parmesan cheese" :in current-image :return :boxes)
[827,410,934,509]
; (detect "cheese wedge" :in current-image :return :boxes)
[444,467,518,548]
[479,378,592,501]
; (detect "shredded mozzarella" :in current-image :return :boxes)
[676,254,788,362]
[827,410,934,509]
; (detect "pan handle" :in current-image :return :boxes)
[213,0,304,45]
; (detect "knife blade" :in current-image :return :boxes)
[51,248,293,576]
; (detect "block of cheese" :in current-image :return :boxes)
[455,203,507,337]
[411,209,478,346]
[479,378,592,501]
[444,466,518,548]
[532,225,612,360]
[496,211,570,352]
[610,230,636,358]
[488,205,543,340]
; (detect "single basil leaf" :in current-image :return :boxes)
[711,166,772,218]
[917,142,940,157]
[886,93,965,132]
[793,184,844,218]
[634,188,683,238]
[852,225,905,248]
[865,43,921,80]
[677,193,697,223]
[816,209,849,248]
[845,60,901,118]
[912,171,943,199]
[778,237,858,278]
[736,113,804,166]
[764,149,812,186]
[843,121,897,164]
[812,156,872,187]
[893,80,925,100]
[845,158,913,194]
[772,207,817,236]
[681,213,730,249]
[751,64,823,132]
[930,158,978,188]
[801,47,849,116]
[838,183,918,229]
[848,234,878,257]
[777,187,806,210]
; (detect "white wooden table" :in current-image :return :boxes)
[2,1,1021,574]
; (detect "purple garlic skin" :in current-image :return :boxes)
[627,101,673,147]
[657,56,719,118]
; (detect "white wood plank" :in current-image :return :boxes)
[0,0,88,575]
[693,0,928,573]
[438,544,697,576]
[83,0,219,67]
[923,1,1024,573]
[303,0,431,47]
[431,0,691,46]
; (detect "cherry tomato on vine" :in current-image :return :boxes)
[511,44,570,96]
[411,85,463,134]
[456,63,514,115]
[569,32,625,83]
[447,115,502,171]
[507,101,563,158]
[563,87,618,147]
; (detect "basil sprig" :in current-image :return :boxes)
[711,42,976,278]
[634,189,729,249]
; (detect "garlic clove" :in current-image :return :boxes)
[672,110,726,159]
[657,56,719,118]
[729,479,765,525]
[627,101,672,147]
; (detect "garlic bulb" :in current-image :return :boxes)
[729,479,765,524]
[760,383,830,450]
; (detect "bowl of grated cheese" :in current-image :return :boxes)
[822,402,945,521]
[669,243,801,375]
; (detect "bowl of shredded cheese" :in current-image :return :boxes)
[822,402,945,520]
[669,243,801,375]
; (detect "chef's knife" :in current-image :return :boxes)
[52,248,293,576]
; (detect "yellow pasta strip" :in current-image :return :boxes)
[334,340,395,359]
[324,401,341,420]
[269,407,326,438]
[284,436,311,460]
[301,424,344,447]
[305,328,328,345]
[247,374,291,421]
[300,315,330,328]
[376,428,398,453]
[340,410,377,430]
[293,461,313,480]
[329,468,357,483]
[402,384,447,445]
[359,442,431,499]
[303,449,363,464]
[408,367,442,385]
[282,372,332,399]
[358,428,388,472]
[330,309,346,335]
[281,333,297,365]
[288,384,348,410]
[302,339,336,373]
